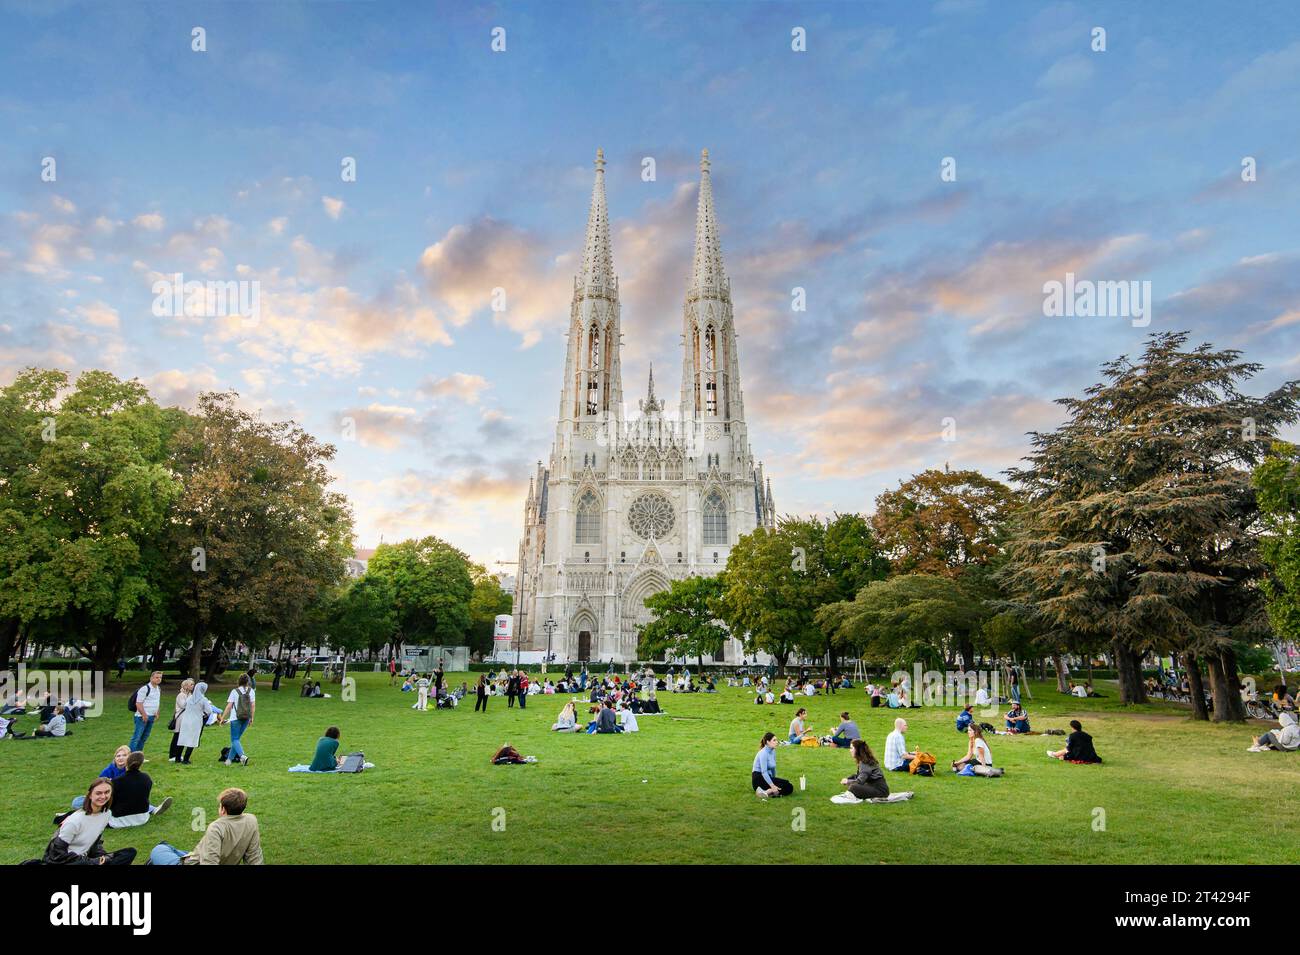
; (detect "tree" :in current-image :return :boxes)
[365,537,474,648]
[1254,441,1300,655]
[169,392,354,680]
[817,573,989,671]
[872,467,1018,577]
[717,515,888,671]
[1002,332,1299,718]
[637,575,728,669]
[0,370,181,672]
[328,576,397,659]
[468,565,512,660]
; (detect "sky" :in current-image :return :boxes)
[1,0,1298,571]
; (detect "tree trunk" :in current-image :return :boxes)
[1183,651,1209,721]
[92,619,126,677]
[1051,652,1068,693]
[0,617,18,669]
[203,635,228,683]
[1111,639,1146,704]
[186,636,203,681]
[959,638,976,672]
[1208,649,1247,722]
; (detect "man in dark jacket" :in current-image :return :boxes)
[595,701,620,734]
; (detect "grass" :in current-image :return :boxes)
[2,669,1296,864]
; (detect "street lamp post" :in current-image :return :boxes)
[544,616,558,670]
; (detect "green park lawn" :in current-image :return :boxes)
[2,669,1296,864]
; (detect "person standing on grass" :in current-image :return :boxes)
[751,732,792,798]
[506,671,519,709]
[839,738,889,801]
[149,787,263,865]
[168,679,194,762]
[219,674,255,766]
[519,671,529,709]
[128,671,164,752]
[389,656,397,686]
[475,673,489,712]
[416,674,430,711]
[176,682,217,764]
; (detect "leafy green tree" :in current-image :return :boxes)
[1254,441,1300,655]
[468,565,512,660]
[637,574,728,669]
[328,576,397,659]
[718,515,887,671]
[0,370,181,672]
[1002,332,1299,718]
[366,537,474,648]
[169,391,354,680]
[817,573,989,671]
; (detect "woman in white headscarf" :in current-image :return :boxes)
[176,681,218,764]
[168,678,195,763]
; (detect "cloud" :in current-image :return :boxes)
[132,213,165,231]
[336,402,434,451]
[419,216,572,348]
[76,301,119,329]
[322,196,344,220]
[420,372,490,404]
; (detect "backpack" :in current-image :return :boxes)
[339,751,365,773]
[127,684,151,713]
[234,687,252,721]
[909,752,937,776]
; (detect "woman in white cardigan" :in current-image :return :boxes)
[176,681,219,764]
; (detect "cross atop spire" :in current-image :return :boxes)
[579,148,614,289]
[690,148,727,295]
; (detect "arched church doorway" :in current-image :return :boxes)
[577,631,592,661]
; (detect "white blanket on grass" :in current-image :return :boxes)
[288,762,375,773]
[830,791,914,804]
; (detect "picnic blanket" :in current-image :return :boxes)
[830,791,914,804]
[288,762,375,773]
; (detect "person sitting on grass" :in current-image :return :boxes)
[827,711,861,749]
[1272,685,1296,712]
[955,705,975,733]
[779,683,795,704]
[788,707,813,744]
[1048,719,1104,762]
[1249,711,1299,753]
[37,779,137,865]
[0,713,24,738]
[490,744,533,765]
[100,745,132,780]
[642,689,661,715]
[616,701,639,733]
[34,704,67,737]
[552,701,581,732]
[839,738,890,801]
[309,726,344,771]
[951,725,993,773]
[884,718,915,772]
[97,751,172,828]
[400,676,413,692]
[149,787,263,865]
[594,700,621,734]
[751,731,793,799]
[1004,702,1031,734]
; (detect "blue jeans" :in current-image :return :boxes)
[129,714,155,751]
[149,842,188,865]
[229,718,248,759]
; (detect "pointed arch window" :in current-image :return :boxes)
[588,325,600,369]
[664,450,683,481]
[620,452,639,481]
[575,490,601,544]
[643,448,660,481]
[702,490,727,545]
[704,325,717,370]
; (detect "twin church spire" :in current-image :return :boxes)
[561,148,743,426]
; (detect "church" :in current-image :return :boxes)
[512,149,776,664]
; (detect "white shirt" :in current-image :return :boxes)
[804,684,816,696]
[975,688,991,707]
[136,683,162,717]
[1072,685,1088,697]
[59,810,110,856]
[47,714,67,736]
[227,687,256,706]
[884,730,909,770]
[971,738,992,766]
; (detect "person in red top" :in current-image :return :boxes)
[388,657,397,686]
[518,673,529,709]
